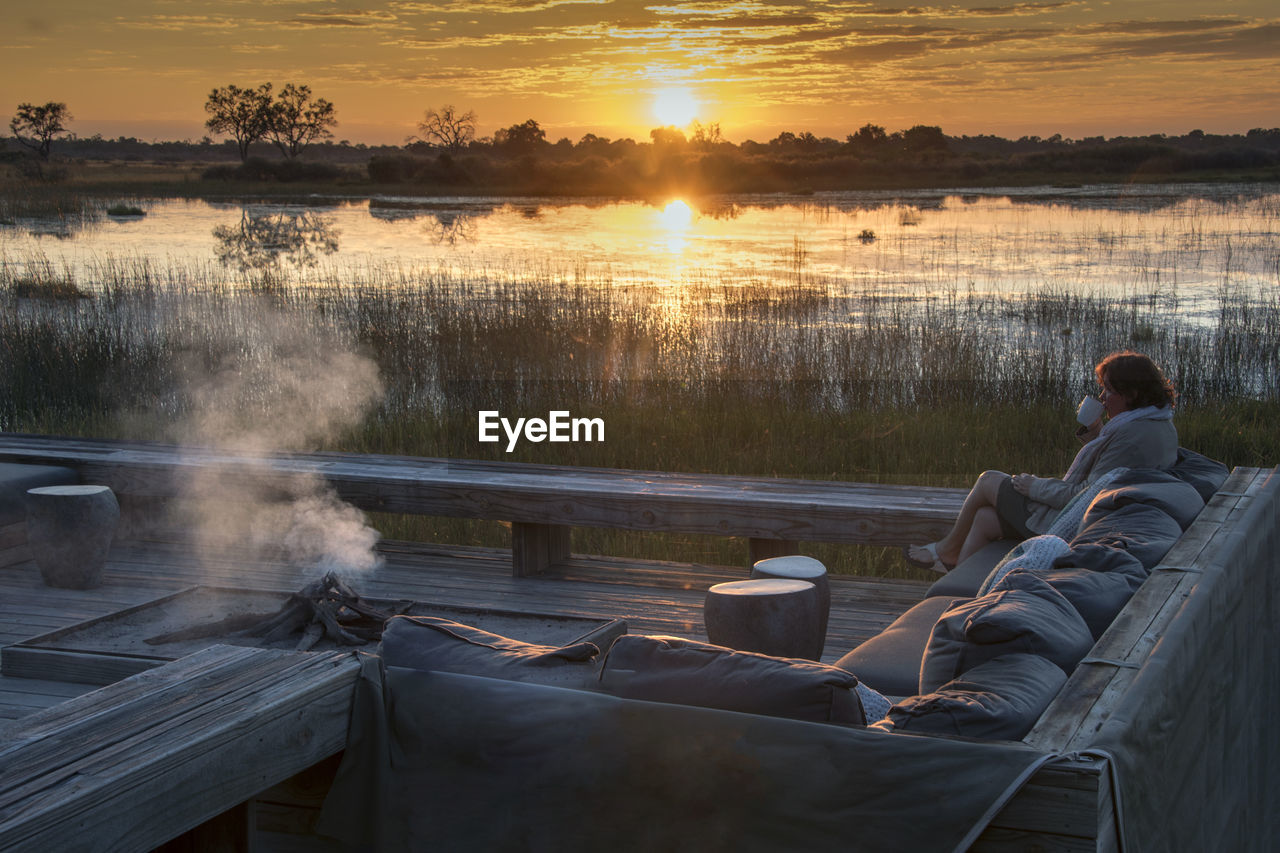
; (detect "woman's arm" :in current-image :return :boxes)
[1023,475,1081,509]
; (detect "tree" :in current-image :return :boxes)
[9,102,72,160]
[267,84,337,159]
[494,119,546,154]
[205,84,274,161]
[900,124,949,153]
[415,104,476,152]
[689,120,724,150]
[847,123,888,150]
[649,126,687,148]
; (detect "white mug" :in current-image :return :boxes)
[1076,395,1105,426]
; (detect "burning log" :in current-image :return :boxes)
[145,573,410,650]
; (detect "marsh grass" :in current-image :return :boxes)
[2,254,1278,577]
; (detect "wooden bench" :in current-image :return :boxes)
[0,462,79,568]
[0,434,965,576]
[0,644,360,852]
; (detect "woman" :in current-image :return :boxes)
[904,350,1178,573]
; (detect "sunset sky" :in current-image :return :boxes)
[4,1,1278,146]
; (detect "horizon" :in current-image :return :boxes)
[38,119,1277,150]
[3,2,1278,148]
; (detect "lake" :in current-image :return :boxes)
[3,182,1277,329]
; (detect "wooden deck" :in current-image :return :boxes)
[0,533,931,723]
[8,438,1262,850]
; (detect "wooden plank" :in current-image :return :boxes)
[0,435,965,547]
[0,647,163,686]
[0,645,361,853]
[976,756,1115,852]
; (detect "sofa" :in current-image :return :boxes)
[316,448,1230,852]
[836,448,1226,738]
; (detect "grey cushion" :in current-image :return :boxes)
[926,539,1020,599]
[0,463,79,524]
[599,634,865,725]
[920,573,1094,693]
[995,566,1142,640]
[873,653,1066,741]
[1053,543,1148,582]
[380,616,603,689]
[1167,447,1229,502]
[1071,502,1184,570]
[1084,468,1205,531]
[835,596,965,696]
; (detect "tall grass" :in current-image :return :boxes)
[2,254,1278,576]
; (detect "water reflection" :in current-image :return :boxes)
[212,209,339,272]
[2,184,1274,315]
[367,198,491,245]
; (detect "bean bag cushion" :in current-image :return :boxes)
[1084,468,1205,531]
[994,566,1142,640]
[380,616,603,689]
[1070,502,1183,570]
[977,534,1072,597]
[919,573,1093,693]
[1167,447,1229,502]
[873,653,1066,741]
[1053,542,1149,583]
[835,596,965,697]
[599,634,866,725]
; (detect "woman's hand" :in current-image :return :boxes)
[1011,473,1035,496]
[1076,418,1102,443]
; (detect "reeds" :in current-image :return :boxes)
[3,252,1278,576]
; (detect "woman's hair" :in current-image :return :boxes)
[1095,350,1177,409]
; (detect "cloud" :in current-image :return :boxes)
[854,1,1081,15]
[1092,22,1280,61]
[117,14,244,32]
[286,9,399,28]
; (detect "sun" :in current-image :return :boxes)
[651,88,699,127]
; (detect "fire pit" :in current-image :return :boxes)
[4,579,626,685]
[144,572,405,652]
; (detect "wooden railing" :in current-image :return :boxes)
[0,433,965,575]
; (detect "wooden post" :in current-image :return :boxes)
[512,523,571,577]
[748,537,800,567]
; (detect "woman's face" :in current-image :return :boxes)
[1099,376,1131,418]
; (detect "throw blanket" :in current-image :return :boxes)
[1063,406,1174,483]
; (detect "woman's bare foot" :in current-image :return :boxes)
[902,542,956,573]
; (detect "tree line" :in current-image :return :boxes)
[6,92,1280,193]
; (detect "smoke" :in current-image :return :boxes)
[167,303,386,581]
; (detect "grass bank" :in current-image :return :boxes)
[3,255,1277,577]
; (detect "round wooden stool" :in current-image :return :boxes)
[751,555,830,658]
[25,485,119,589]
[703,578,822,660]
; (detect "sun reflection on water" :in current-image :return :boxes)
[657,199,695,254]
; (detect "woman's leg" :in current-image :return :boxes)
[959,505,1006,565]
[908,470,1008,568]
